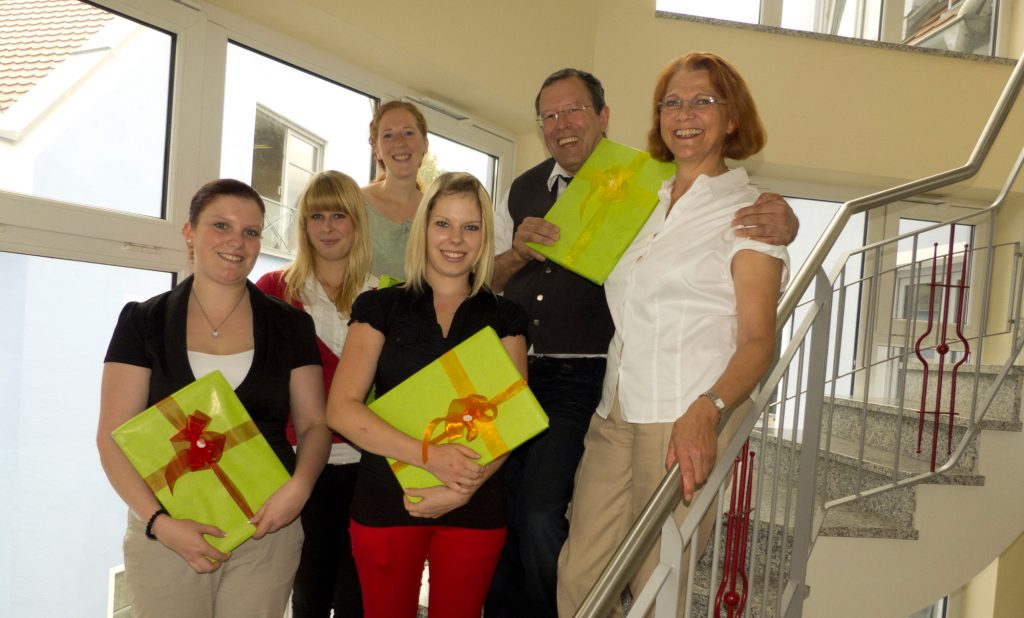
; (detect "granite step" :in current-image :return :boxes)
[899,362,1022,425]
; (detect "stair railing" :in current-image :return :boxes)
[575,50,1024,618]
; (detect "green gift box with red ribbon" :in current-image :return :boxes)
[371,327,548,491]
[112,371,290,553]
[528,138,675,285]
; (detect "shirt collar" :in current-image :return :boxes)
[546,161,573,192]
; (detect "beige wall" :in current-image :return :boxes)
[949,531,1024,618]
[209,0,1023,203]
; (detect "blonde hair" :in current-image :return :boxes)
[404,172,495,297]
[282,170,372,316]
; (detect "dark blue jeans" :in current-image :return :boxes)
[485,356,606,618]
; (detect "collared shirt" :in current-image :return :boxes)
[301,275,376,357]
[301,275,376,465]
[494,160,572,254]
[597,168,790,424]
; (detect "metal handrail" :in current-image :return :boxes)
[575,50,1024,618]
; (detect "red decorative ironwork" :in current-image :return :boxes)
[715,439,754,618]
[913,226,971,471]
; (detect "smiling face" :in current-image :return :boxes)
[424,192,483,285]
[373,107,428,179]
[658,69,734,177]
[537,76,609,174]
[183,195,263,286]
[306,210,354,264]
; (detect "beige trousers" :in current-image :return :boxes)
[557,397,746,618]
[123,510,303,618]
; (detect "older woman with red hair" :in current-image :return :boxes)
[557,52,790,616]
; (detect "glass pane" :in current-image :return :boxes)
[780,0,883,39]
[657,0,761,25]
[0,253,172,617]
[0,1,172,217]
[250,252,292,283]
[894,219,973,323]
[287,133,317,172]
[904,0,994,54]
[423,133,497,197]
[252,108,285,202]
[222,44,376,256]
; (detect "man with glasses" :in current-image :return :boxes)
[485,68,798,618]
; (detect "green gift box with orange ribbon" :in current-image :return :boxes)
[111,371,291,554]
[528,138,675,285]
[371,327,548,491]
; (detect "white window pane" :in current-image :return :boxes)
[424,133,497,197]
[0,1,172,217]
[222,43,375,193]
[657,0,761,24]
[250,252,292,283]
[0,252,172,616]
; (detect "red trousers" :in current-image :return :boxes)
[350,520,506,618]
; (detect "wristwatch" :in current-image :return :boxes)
[700,390,727,413]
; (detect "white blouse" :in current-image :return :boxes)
[597,167,789,424]
[302,274,376,465]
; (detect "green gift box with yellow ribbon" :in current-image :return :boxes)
[528,138,675,285]
[371,326,548,491]
[111,371,291,554]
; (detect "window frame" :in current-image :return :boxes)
[0,0,517,277]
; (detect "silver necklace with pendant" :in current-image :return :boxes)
[192,287,247,337]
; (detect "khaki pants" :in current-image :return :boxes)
[123,510,303,618]
[557,398,746,618]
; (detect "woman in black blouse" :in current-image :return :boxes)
[328,172,528,618]
[97,179,330,617]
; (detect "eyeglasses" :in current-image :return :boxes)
[536,105,590,127]
[657,96,725,113]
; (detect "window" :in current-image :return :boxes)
[221,42,377,257]
[892,220,974,324]
[657,0,1006,57]
[422,133,497,196]
[0,0,173,217]
[0,252,172,617]
[904,0,998,55]
[251,105,325,253]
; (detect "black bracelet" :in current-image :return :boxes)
[145,507,168,540]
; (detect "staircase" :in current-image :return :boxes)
[690,361,1024,617]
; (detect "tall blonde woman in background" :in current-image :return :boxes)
[362,100,430,279]
[256,170,376,617]
[557,53,789,617]
[98,179,330,617]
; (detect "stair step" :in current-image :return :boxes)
[900,362,1023,426]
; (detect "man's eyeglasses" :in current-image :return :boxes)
[657,96,725,113]
[536,105,590,127]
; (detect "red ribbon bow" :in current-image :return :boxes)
[166,411,227,492]
[142,398,261,519]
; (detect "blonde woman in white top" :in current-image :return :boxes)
[558,52,790,617]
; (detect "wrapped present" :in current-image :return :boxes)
[528,138,675,285]
[370,326,548,491]
[112,371,291,554]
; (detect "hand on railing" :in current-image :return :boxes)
[666,399,720,502]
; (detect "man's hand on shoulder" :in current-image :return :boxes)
[732,192,799,246]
